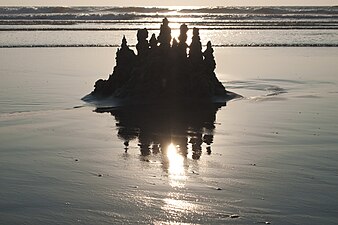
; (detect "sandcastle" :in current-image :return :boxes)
[86,18,240,107]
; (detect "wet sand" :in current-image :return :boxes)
[0,47,338,224]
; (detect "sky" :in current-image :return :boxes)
[0,0,337,6]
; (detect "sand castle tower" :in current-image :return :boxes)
[88,17,237,104]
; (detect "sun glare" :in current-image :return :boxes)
[166,143,186,188]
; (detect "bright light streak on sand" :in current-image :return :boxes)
[159,192,200,224]
[162,198,198,214]
[167,143,186,188]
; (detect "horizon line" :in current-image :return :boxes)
[0,5,337,7]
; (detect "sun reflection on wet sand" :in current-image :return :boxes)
[159,192,201,225]
[166,143,187,188]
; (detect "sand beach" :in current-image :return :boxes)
[0,46,337,224]
[1,5,338,224]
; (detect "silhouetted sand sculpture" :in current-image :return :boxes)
[83,18,241,107]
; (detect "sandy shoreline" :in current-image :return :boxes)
[0,47,338,224]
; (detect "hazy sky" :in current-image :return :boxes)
[0,0,337,6]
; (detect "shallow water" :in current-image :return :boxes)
[1,29,338,48]
[0,47,338,224]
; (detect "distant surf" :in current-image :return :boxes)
[0,6,337,48]
[0,6,337,29]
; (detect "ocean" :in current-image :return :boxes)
[0,6,338,47]
[0,6,338,225]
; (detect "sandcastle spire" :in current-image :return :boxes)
[179,24,188,44]
[203,41,216,72]
[158,17,172,48]
[90,18,233,101]
[149,33,158,49]
[121,35,128,48]
[189,27,203,64]
[116,35,135,67]
[136,28,149,57]
[178,24,189,58]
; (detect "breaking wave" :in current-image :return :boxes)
[0,6,337,48]
[0,6,337,29]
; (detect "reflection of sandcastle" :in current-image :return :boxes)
[95,105,218,160]
[90,18,237,103]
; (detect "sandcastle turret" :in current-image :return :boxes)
[136,28,149,57]
[178,24,189,58]
[116,35,136,68]
[203,41,216,72]
[158,18,171,48]
[189,28,203,64]
[87,18,239,104]
[149,33,158,49]
[121,35,127,48]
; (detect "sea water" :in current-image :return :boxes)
[0,6,337,47]
[0,6,338,225]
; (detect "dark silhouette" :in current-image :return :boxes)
[178,24,189,57]
[189,27,203,64]
[83,17,241,107]
[84,18,242,164]
[203,41,216,73]
[149,33,158,49]
[136,28,149,57]
[157,18,172,49]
